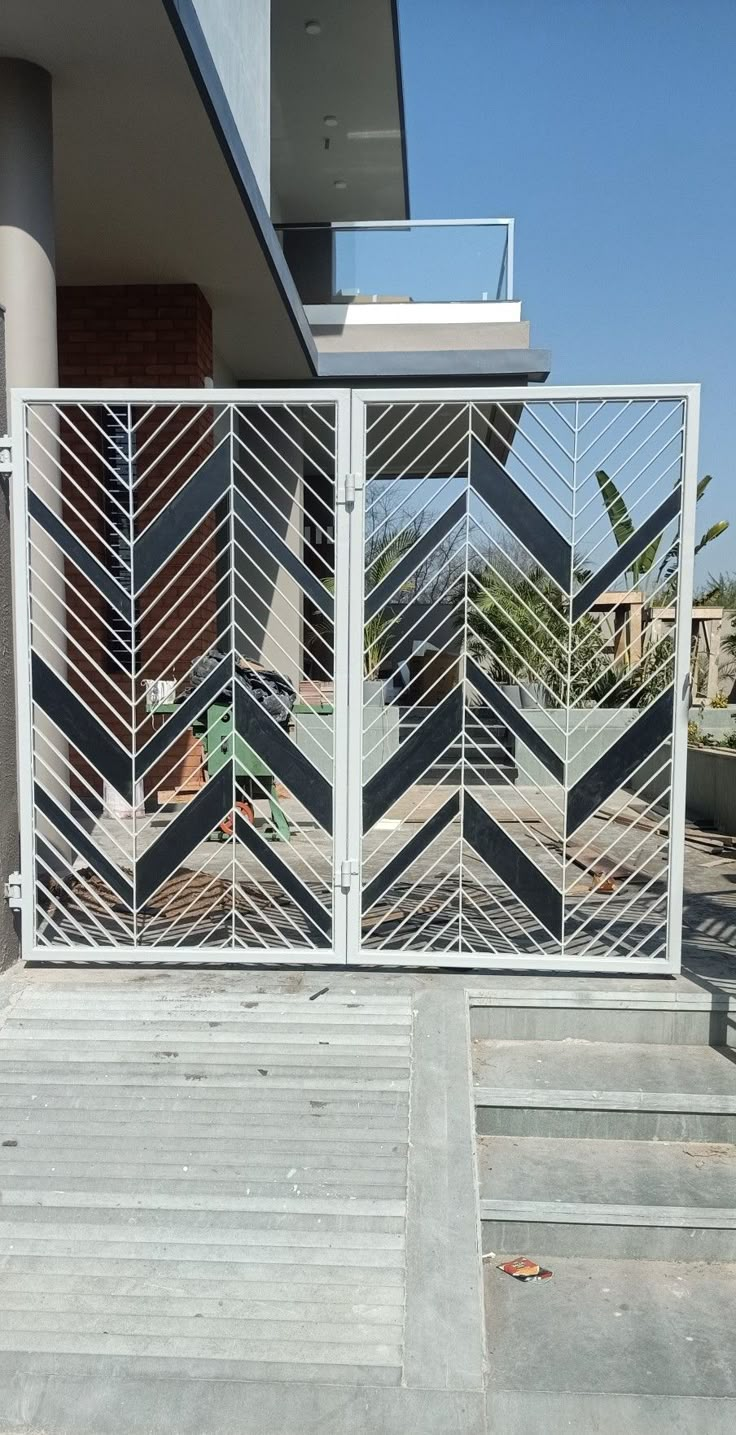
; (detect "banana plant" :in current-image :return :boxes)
[595,470,728,589]
[320,523,418,679]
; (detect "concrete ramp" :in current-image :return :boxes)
[0,975,485,1434]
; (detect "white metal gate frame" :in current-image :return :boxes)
[10,384,699,972]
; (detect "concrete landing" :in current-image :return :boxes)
[485,1257,736,1433]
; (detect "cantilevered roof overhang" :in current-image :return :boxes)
[271,0,409,223]
[318,347,552,384]
[0,0,316,380]
[0,0,548,387]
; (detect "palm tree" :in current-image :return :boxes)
[465,559,672,708]
[362,525,420,679]
[318,522,419,680]
[695,571,736,607]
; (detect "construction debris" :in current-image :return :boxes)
[498,1257,553,1282]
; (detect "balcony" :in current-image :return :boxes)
[278,218,515,306]
[277,218,547,382]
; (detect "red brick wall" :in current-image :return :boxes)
[57,285,213,389]
[56,286,216,804]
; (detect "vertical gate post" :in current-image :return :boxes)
[0,304,21,967]
[665,386,700,975]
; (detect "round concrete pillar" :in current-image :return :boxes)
[0,59,57,389]
[0,62,63,964]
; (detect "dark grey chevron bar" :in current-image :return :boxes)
[463,793,563,941]
[34,784,135,910]
[135,655,231,781]
[32,654,132,801]
[363,791,460,913]
[235,813,332,946]
[566,688,674,836]
[136,766,231,905]
[467,659,565,784]
[234,678,333,833]
[571,487,682,621]
[233,489,334,619]
[364,495,467,622]
[134,440,230,593]
[363,688,463,832]
[470,437,571,590]
[28,490,132,619]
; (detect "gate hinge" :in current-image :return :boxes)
[337,859,359,891]
[339,472,364,506]
[4,872,22,911]
[0,436,12,477]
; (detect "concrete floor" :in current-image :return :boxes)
[70,783,669,960]
[0,819,734,1433]
[484,1257,736,1433]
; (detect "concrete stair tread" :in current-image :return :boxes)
[473,1039,736,1101]
[480,1199,736,1226]
[477,1133,736,1212]
[484,1256,736,1400]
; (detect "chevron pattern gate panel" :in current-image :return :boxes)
[358,394,695,969]
[18,397,340,958]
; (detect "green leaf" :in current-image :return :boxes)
[694,520,729,556]
[595,470,634,548]
[631,536,662,581]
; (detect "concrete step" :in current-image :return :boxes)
[478,1133,736,1258]
[484,1256,736,1432]
[0,1205,406,1235]
[474,1039,736,1140]
[0,1071,410,1091]
[470,990,736,1045]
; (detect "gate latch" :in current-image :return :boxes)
[340,472,364,506]
[337,859,359,891]
[0,436,12,477]
[4,872,21,911]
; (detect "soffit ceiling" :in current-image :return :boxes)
[0,0,313,378]
[271,0,408,223]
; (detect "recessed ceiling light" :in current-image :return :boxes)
[305,19,321,34]
[334,179,347,190]
[323,114,338,127]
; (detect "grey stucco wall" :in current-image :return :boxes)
[192,0,270,205]
[0,307,20,968]
[688,706,736,740]
[313,321,532,355]
[512,708,637,788]
[686,748,736,835]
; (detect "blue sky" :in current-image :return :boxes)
[397,0,736,578]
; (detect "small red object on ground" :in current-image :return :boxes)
[498,1257,553,1282]
[219,800,255,836]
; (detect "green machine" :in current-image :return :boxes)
[191,700,290,841]
[151,696,333,843]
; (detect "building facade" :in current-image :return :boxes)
[0,2,696,974]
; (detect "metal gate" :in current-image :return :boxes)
[10,386,698,970]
